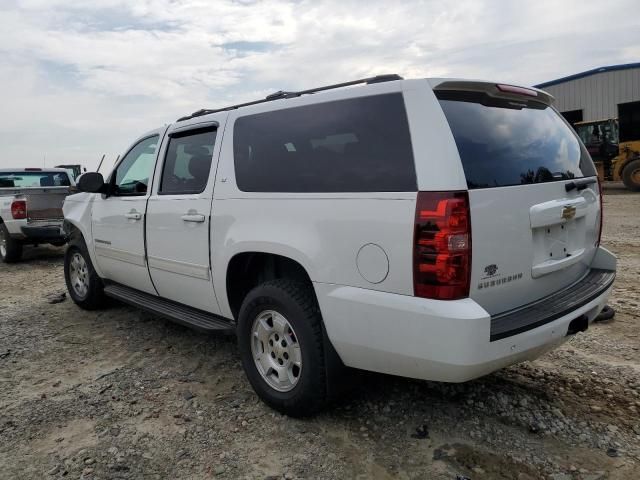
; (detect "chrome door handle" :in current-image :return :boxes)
[181,213,206,223]
[124,212,142,220]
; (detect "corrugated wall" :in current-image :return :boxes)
[540,68,640,121]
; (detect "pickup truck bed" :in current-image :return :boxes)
[0,169,74,262]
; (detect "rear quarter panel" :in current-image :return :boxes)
[211,194,417,319]
[210,81,445,319]
[1,193,19,234]
[401,79,468,191]
[0,193,30,235]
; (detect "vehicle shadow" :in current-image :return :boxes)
[16,244,65,263]
[603,181,636,195]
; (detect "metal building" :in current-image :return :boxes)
[534,63,640,126]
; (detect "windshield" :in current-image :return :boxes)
[0,172,72,188]
[575,121,619,146]
[62,167,78,180]
[437,93,596,189]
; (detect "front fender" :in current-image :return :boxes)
[62,193,104,277]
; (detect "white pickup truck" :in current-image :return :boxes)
[0,168,73,262]
[63,75,616,416]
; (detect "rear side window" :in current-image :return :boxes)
[160,128,217,195]
[233,93,416,192]
[437,93,596,189]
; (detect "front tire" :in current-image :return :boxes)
[64,239,105,310]
[0,223,22,263]
[237,279,330,416]
[622,158,640,191]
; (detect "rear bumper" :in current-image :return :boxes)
[19,223,65,243]
[315,247,616,382]
[490,268,615,341]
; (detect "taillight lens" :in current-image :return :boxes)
[413,191,471,300]
[496,84,538,97]
[11,200,27,220]
[596,179,603,246]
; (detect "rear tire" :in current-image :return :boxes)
[622,158,640,191]
[594,304,615,322]
[0,223,22,263]
[64,238,105,310]
[237,279,332,416]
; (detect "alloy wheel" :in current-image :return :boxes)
[250,310,302,392]
[69,252,89,298]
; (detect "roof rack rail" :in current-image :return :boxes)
[176,74,403,122]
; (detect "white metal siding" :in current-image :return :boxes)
[540,68,640,121]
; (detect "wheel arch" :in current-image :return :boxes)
[230,263,347,409]
[62,217,105,278]
[224,251,316,320]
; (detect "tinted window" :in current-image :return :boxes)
[233,93,416,192]
[619,101,640,143]
[114,135,158,195]
[160,128,217,195]
[437,94,596,189]
[0,172,71,188]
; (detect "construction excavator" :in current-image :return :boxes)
[574,117,640,191]
[54,164,85,182]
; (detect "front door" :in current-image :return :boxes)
[145,120,224,313]
[92,132,164,295]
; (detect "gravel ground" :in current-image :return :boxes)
[1,186,639,480]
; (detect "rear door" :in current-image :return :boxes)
[145,118,225,314]
[435,83,600,315]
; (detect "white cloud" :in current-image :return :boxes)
[0,0,638,170]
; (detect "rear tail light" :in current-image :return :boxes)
[11,200,27,220]
[413,191,471,300]
[596,179,603,246]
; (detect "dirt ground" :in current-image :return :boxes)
[1,185,639,480]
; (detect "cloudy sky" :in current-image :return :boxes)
[1,0,638,171]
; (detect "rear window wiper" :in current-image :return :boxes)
[565,178,597,192]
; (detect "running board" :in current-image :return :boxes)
[104,283,235,334]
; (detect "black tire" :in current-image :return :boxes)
[0,223,22,263]
[237,279,332,416]
[64,238,106,310]
[594,304,615,322]
[621,158,640,191]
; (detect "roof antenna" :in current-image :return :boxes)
[96,154,106,173]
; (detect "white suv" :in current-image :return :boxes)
[63,75,616,416]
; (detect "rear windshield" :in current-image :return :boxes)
[0,171,71,188]
[437,93,596,189]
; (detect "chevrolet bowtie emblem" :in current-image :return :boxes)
[562,205,577,220]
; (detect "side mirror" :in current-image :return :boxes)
[77,172,106,193]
